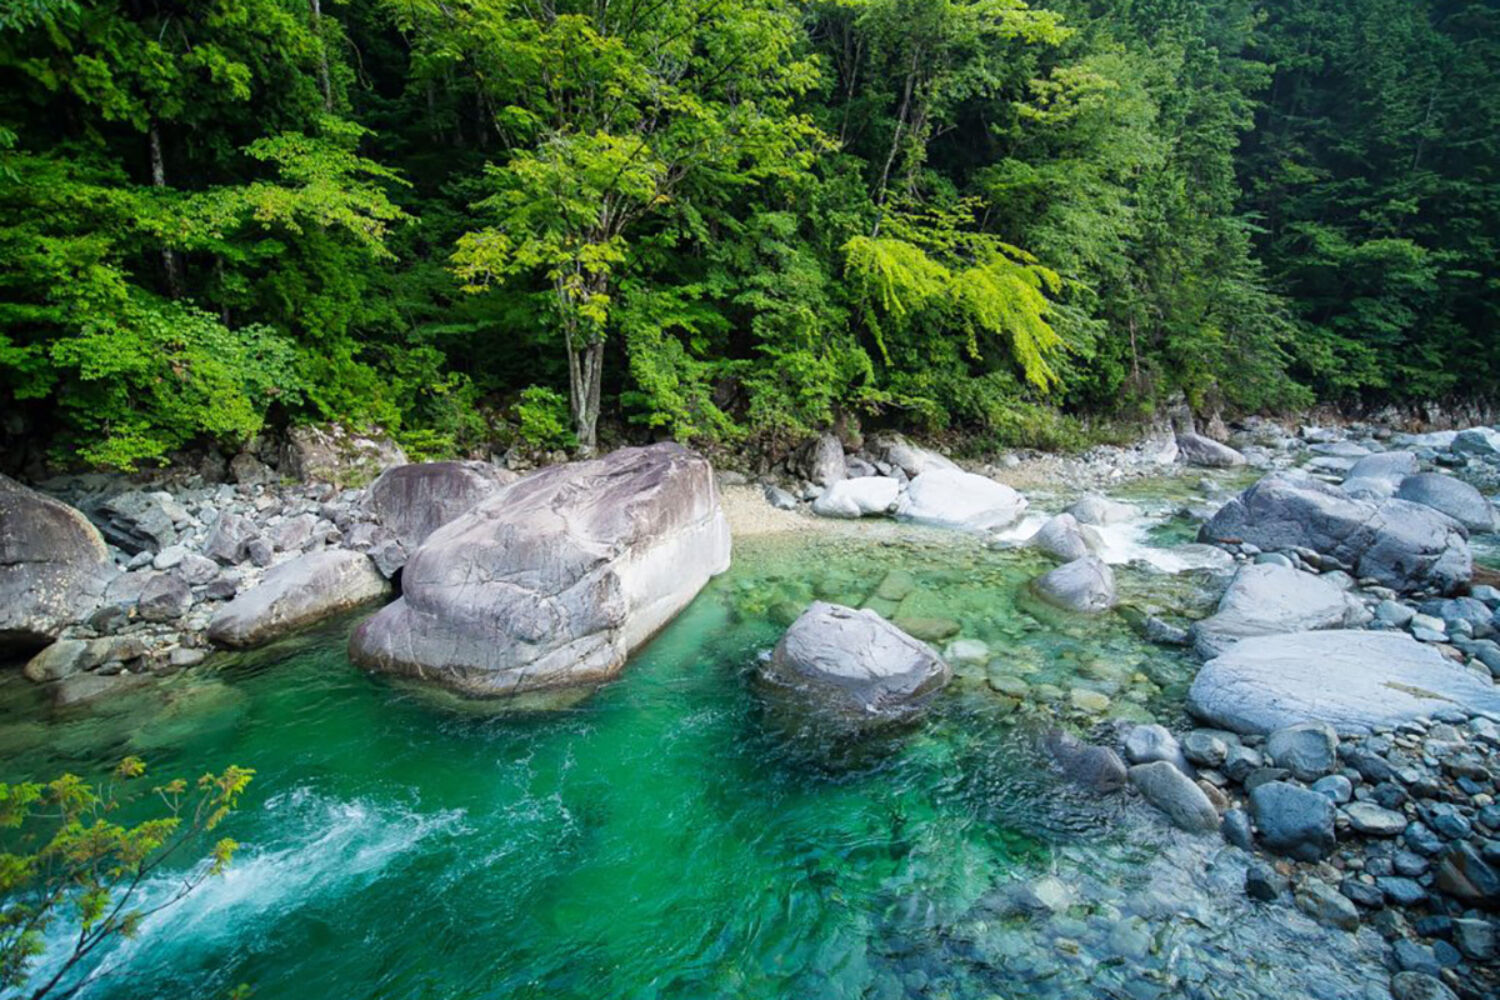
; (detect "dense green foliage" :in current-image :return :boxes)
[0,0,1494,466]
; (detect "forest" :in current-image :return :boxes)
[0,0,1495,469]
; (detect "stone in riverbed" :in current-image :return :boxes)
[209,550,390,648]
[1294,878,1360,931]
[362,461,518,576]
[1397,473,1497,533]
[137,572,192,623]
[1389,972,1460,1000]
[1265,721,1339,781]
[1189,562,1369,658]
[761,602,950,719]
[1029,513,1095,562]
[1187,630,1500,735]
[1064,495,1137,527]
[896,468,1026,532]
[0,474,116,650]
[1129,761,1219,833]
[1345,801,1409,836]
[1042,729,1127,793]
[1122,724,1192,774]
[1176,432,1246,468]
[1250,780,1336,861]
[350,443,731,697]
[1342,451,1420,499]
[1030,556,1115,614]
[1200,471,1470,595]
[811,476,901,519]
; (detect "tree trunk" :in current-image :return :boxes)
[310,0,333,111]
[149,120,183,298]
[569,340,604,455]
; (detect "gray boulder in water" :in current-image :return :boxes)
[1176,433,1246,468]
[1200,471,1470,594]
[1396,473,1496,533]
[1031,556,1115,613]
[1187,630,1500,735]
[897,468,1027,532]
[811,476,901,519]
[1029,513,1096,562]
[349,443,731,697]
[0,475,116,649]
[363,461,518,577]
[208,549,390,648]
[762,602,950,718]
[1128,761,1219,833]
[1189,562,1369,658]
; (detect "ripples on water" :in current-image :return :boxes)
[0,514,1392,999]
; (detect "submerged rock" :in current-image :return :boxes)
[1029,513,1096,562]
[1190,562,1369,658]
[1200,471,1471,594]
[897,468,1026,532]
[1031,556,1115,614]
[1188,630,1500,735]
[0,474,116,650]
[1129,760,1219,833]
[1042,729,1127,792]
[761,602,951,719]
[349,443,731,697]
[209,550,390,648]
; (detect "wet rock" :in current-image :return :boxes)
[897,468,1027,532]
[1064,495,1137,527]
[1200,471,1470,595]
[1031,556,1115,614]
[1223,744,1264,782]
[1341,877,1385,908]
[1452,917,1497,961]
[1295,877,1360,931]
[1246,860,1288,902]
[1266,721,1339,781]
[1378,877,1427,906]
[1251,780,1337,861]
[812,477,901,519]
[1393,940,1442,976]
[1223,808,1254,850]
[1434,841,1500,908]
[1122,724,1193,774]
[1177,433,1247,469]
[209,550,390,648]
[1313,774,1354,804]
[1397,473,1497,533]
[0,475,115,649]
[1029,513,1094,562]
[1129,761,1219,833]
[1187,630,1500,735]
[1182,731,1229,768]
[351,445,731,696]
[1043,729,1127,793]
[1190,563,1369,658]
[762,603,951,719]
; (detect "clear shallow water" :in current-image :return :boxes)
[1,517,1390,1000]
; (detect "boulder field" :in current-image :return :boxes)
[348,442,731,697]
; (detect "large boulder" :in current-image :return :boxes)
[1396,473,1496,533]
[363,461,518,577]
[869,434,957,478]
[1342,452,1419,499]
[1029,513,1096,562]
[1189,562,1370,658]
[0,475,116,649]
[280,423,408,485]
[1199,471,1470,594]
[797,433,847,488]
[349,443,731,697]
[761,602,950,719]
[897,468,1027,532]
[91,491,185,554]
[1177,433,1246,468]
[1031,556,1115,613]
[208,550,391,648]
[1453,427,1500,456]
[1187,630,1500,735]
[812,476,901,519]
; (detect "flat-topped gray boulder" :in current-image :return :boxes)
[762,602,951,718]
[1200,471,1470,594]
[1397,473,1496,533]
[208,550,390,648]
[363,461,519,576]
[1031,556,1115,613]
[349,443,731,697]
[897,468,1026,532]
[1189,562,1369,658]
[1176,433,1246,468]
[1188,630,1500,735]
[1,475,116,649]
[812,476,901,519]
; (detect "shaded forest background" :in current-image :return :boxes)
[0,0,1495,469]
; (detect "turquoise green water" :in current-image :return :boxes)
[0,524,1382,1000]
